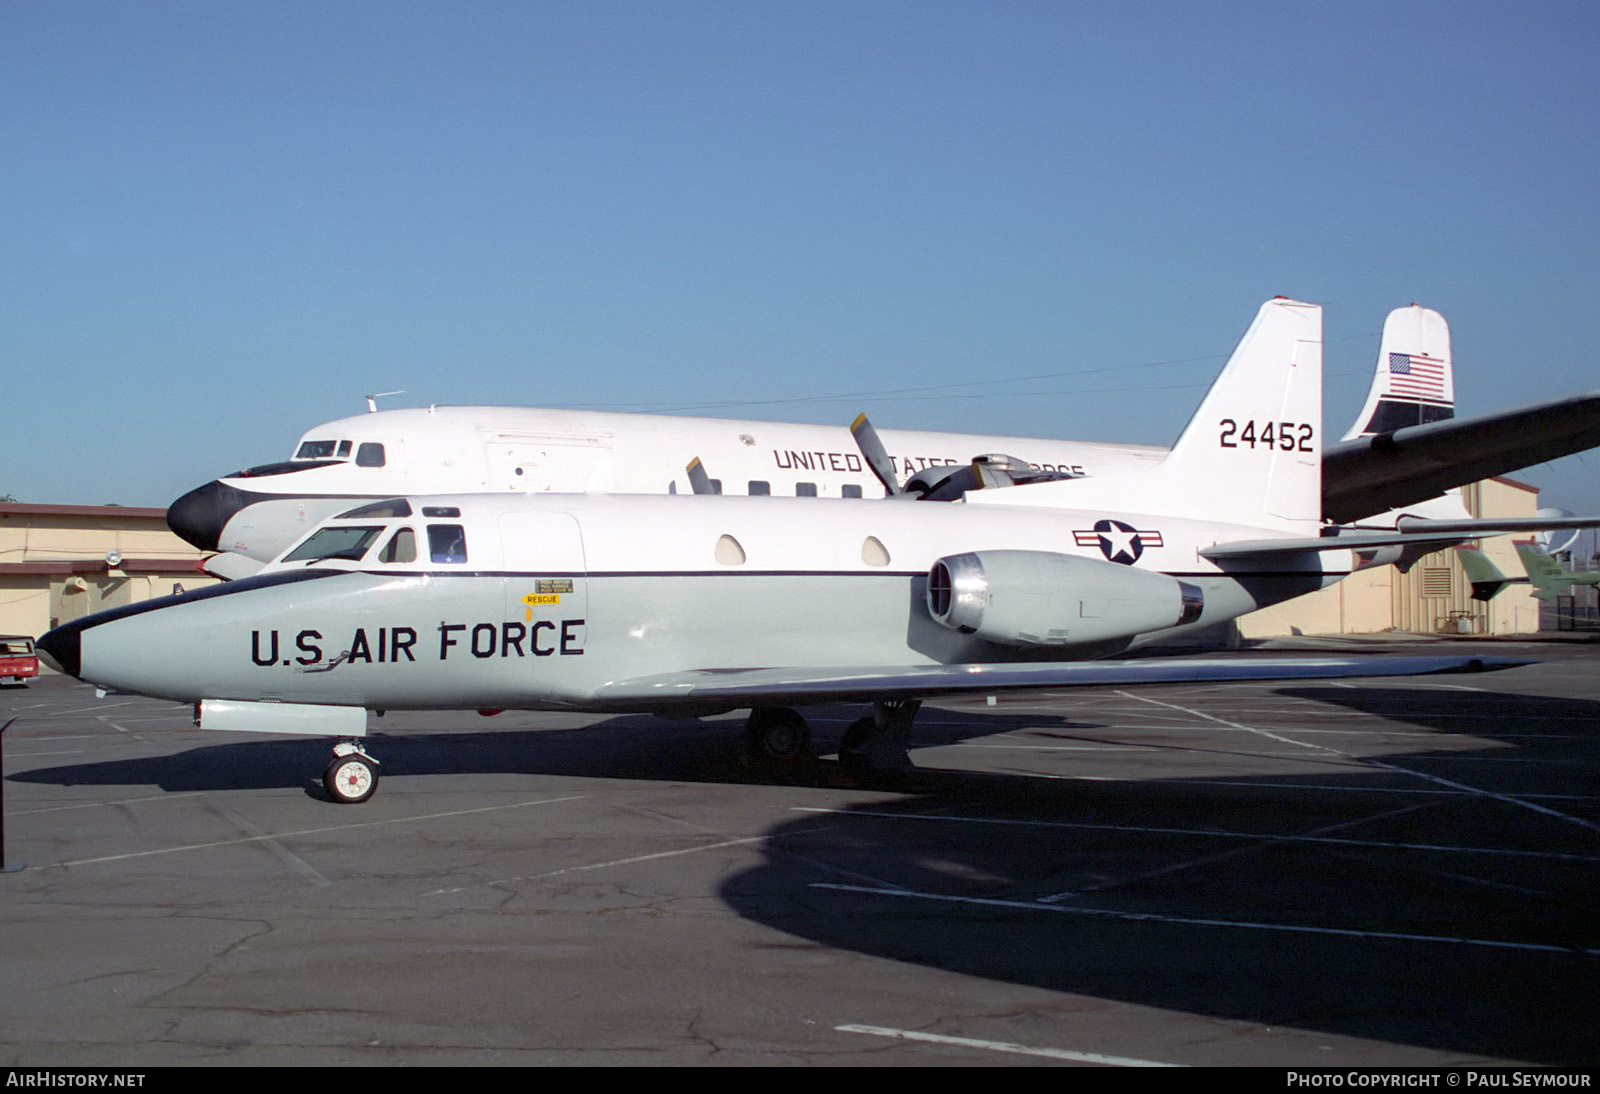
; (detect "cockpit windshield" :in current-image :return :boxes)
[282,525,385,563]
[294,440,341,460]
[292,439,385,466]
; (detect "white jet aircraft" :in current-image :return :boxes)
[40,298,1537,803]
[169,301,1598,578]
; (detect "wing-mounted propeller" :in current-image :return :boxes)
[850,413,1081,501]
[685,458,721,495]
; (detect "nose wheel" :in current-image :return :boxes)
[323,741,379,804]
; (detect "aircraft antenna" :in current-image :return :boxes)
[365,391,405,414]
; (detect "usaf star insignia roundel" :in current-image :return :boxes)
[1072,519,1164,565]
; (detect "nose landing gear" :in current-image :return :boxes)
[323,741,380,804]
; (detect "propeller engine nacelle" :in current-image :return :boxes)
[926,550,1205,648]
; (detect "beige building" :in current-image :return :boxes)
[0,504,218,641]
[1239,477,1542,638]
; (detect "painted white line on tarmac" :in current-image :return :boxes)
[812,883,1600,956]
[1116,691,1600,834]
[59,795,587,867]
[792,806,1600,862]
[835,1024,1181,1066]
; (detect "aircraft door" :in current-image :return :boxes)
[499,513,588,690]
[485,434,607,492]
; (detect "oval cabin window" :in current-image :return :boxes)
[714,534,747,566]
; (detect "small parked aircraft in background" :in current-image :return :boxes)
[1458,541,1600,601]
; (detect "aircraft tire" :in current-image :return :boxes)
[745,706,810,762]
[323,754,379,804]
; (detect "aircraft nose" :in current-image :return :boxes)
[35,620,82,679]
[167,480,254,552]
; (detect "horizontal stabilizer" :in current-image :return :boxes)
[1395,515,1600,536]
[1323,390,1600,523]
[1200,530,1473,562]
[590,655,1528,710]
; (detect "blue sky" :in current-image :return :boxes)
[6,1,1599,518]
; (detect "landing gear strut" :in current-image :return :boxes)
[839,699,920,776]
[744,706,811,763]
[323,741,380,804]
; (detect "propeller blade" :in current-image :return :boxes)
[685,458,720,495]
[850,413,903,497]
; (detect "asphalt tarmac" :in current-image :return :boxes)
[2,636,1597,1066]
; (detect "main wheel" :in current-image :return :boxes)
[744,707,811,762]
[323,754,379,804]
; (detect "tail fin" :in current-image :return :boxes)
[1456,546,1513,601]
[971,298,1322,532]
[1515,541,1569,600]
[1158,296,1323,531]
[1342,304,1454,440]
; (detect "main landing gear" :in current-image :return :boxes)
[323,740,380,804]
[838,699,919,776]
[744,700,921,775]
[744,706,811,763]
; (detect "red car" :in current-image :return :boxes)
[0,635,38,686]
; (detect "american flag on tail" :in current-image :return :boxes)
[1388,352,1447,401]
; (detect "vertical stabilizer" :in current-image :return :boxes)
[1456,546,1514,601]
[1342,304,1454,440]
[965,297,1322,532]
[1157,297,1323,531]
[1510,541,1600,600]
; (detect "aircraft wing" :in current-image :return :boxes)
[589,655,1526,710]
[1322,390,1600,523]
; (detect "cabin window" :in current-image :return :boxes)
[428,525,468,564]
[795,482,817,497]
[861,536,891,566]
[841,484,863,499]
[337,499,412,519]
[283,525,385,563]
[356,442,386,467]
[379,528,417,564]
[747,480,771,496]
[714,534,746,565]
[294,440,338,460]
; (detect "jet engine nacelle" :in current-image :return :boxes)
[926,550,1204,648]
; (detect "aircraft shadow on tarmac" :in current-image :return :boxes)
[11,686,1600,1063]
[715,685,1600,1067]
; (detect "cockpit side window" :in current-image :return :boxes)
[428,524,468,564]
[356,442,386,468]
[336,440,353,458]
[378,527,417,563]
[337,499,412,519]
